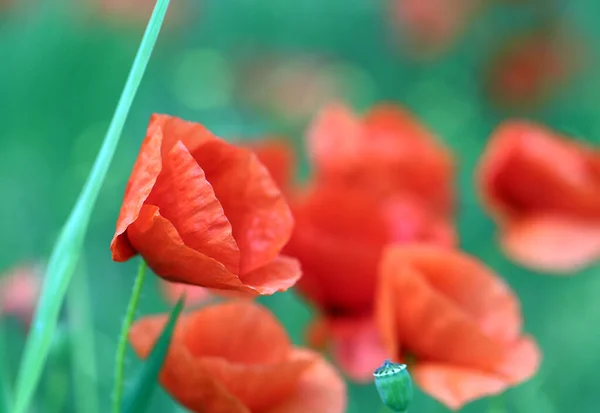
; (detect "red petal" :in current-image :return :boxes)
[147,140,240,273]
[127,204,252,292]
[501,215,600,274]
[191,139,294,275]
[111,127,163,261]
[265,350,347,413]
[377,246,522,368]
[250,139,296,191]
[242,255,302,296]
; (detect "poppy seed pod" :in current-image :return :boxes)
[374,359,413,412]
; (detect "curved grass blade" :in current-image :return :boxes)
[67,259,100,413]
[122,295,185,413]
[11,2,171,412]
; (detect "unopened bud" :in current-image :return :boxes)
[374,359,413,412]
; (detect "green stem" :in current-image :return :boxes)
[112,260,148,413]
[11,2,170,413]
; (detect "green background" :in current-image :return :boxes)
[1,0,599,412]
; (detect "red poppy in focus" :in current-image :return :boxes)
[376,245,541,410]
[478,121,600,273]
[285,103,456,381]
[111,114,301,295]
[486,29,585,109]
[129,301,346,413]
[0,263,42,326]
[389,0,485,58]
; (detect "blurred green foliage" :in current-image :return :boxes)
[1,0,600,412]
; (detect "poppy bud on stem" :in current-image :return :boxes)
[374,359,413,413]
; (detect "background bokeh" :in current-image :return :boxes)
[1,0,600,412]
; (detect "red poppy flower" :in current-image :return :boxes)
[478,121,600,273]
[129,301,346,413]
[486,29,585,109]
[111,114,301,295]
[0,263,42,326]
[376,245,541,410]
[284,103,456,381]
[307,103,454,214]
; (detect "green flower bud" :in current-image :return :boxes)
[374,359,413,412]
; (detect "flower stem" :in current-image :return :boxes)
[112,260,148,413]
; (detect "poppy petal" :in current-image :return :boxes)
[501,215,600,273]
[494,336,541,384]
[129,314,250,413]
[265,350,347,413]
[147,140,241,273]
[377,246,511,370]
[306,102,362,172]
[111,127,163,261]
[127,204,252,292]
[148,113,219,157]
[181,301,292,364]
[191,139,294,275]
[198,356,314,412]
[413,363,509,410]
[327,316,390,382]
[242,255,302,296]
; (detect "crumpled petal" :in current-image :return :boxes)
[147,140,240,273]
[191,139,294,275]
[501,215,600,274]
[127,204,252,292]
[111,127,163,261]
[265,350,347,413]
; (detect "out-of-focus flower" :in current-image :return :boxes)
[285,103,456,381]
[478,121,600,273]
[307,103,454,214]
[0,263,42,326]
[388,0,485,58]
[374,360,413,413]
[237,56,343,121]
[129,301,346,413]
[111,114,301,295]
[376,245,541,410]
[485,29,585,109]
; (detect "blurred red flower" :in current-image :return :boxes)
[285,103,457,381]
[478,121,600,273]
[486,29,585,109]
[94,0,188,25]
[0,263,41,326]
[249,139,297,192]
[129,301,346,413]
[161,280,211,307]
[389,0,485,58]
[111,114,301,295]
[376,245,541,410]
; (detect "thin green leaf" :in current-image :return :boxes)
[67,260,100,413]
[113,260,148,413]
[122,295,186,413]
[0,321,13,413]
[11,2,170,412]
